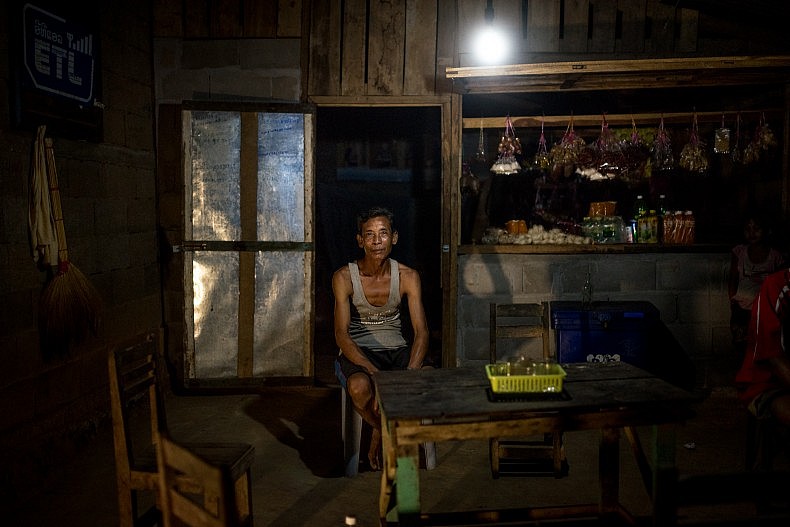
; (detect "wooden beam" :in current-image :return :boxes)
[446,55,790,79]
[463,110,784,129]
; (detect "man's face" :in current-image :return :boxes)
[357,216,398,258]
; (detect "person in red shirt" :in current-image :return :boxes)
[735,267,790,425]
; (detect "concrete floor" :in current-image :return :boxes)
[6,372,788,526]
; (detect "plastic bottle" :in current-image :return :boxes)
[634,194,648,217]
[683,211,696,245]
[657,194,668,243]
[657,194,668,216]
[633,195,647,242]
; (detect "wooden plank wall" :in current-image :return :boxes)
[455,0,697,60]
[152,0,303,38]
[308,0,447,97]
[152,1,702,97]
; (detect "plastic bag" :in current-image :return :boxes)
[713,114,730,154]
[592,114,624,179]
[490,115,522,174]
[533,117,551,169]
[652,116,674,171]
[550,115,586,168]
[679,112,708,173]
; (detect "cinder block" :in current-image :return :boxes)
[657,256,715,291]
[94,199,128,235]
[460,259,515,295]
[458,328,490,361]
[182,40,240,69]
[239,39,301,69]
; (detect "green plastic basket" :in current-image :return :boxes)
[485,363,566,393]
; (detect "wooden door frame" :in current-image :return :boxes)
[309,95,458,367]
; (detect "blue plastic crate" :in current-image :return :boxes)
[550,301,659,369]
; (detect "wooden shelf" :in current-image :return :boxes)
[463,110,782,130]
[458,243,731,255]
[447,55,790,94]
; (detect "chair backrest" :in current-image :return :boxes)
[108,329,167,479]
[157,433,241,527]
[489,302,551,363]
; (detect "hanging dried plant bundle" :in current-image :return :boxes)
[491,115,522,174]
[679,112,709,173]
[652,115,674,171]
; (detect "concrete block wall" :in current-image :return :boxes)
[154,38,302,103]
[457,252,734,387]
[0,1,159,507]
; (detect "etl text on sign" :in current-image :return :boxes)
[23,3,96,104]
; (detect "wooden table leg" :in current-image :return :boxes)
[394,443,421,526]
[651,423,678,527]
[379,412,396,524]
[599,427,620,515]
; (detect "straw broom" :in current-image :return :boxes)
[39,134,101,352]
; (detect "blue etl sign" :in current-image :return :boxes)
[23,3,96,104]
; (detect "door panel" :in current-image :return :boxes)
[183,106,314,384]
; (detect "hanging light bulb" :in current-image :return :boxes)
[474,0,508,64]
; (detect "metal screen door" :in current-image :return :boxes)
[182,107,314,383]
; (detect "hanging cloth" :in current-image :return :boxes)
[29,125,59,266]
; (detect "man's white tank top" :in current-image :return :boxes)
[348,259,406,351]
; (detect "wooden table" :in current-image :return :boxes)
[373,362,698,526]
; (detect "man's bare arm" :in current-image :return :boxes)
[332,267,379,373]
[400,265,429,369]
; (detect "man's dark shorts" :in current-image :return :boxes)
[334,345,410,389]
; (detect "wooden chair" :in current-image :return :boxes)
[489,302,567,478]
[108,329,255,527]
[157,432,242,527]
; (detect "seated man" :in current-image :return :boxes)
[333,206,429,470]
[736,267,790,426]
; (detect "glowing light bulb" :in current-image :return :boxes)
[474,26,508,64]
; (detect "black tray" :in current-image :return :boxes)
[486,387,571,403]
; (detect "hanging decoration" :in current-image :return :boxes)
[533,116,551,170]
[620,118,650,183]
[593,113,625,179]
[490,115,522,174]
[679,111,709,173]
[743,112,777,164]
[550,114,585,169]
[474,118,487,163]
[713,113,730,154]
[731,112,743,164]
[652,115,674,171]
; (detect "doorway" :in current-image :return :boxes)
[314,106,443,384]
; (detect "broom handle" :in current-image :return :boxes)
[44,138,69,267]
